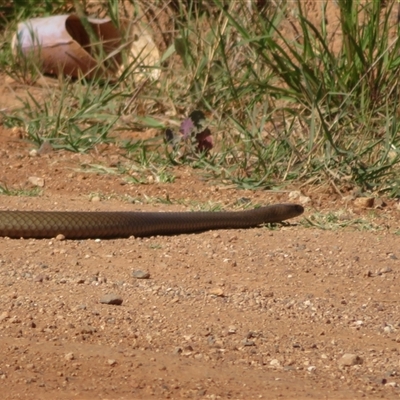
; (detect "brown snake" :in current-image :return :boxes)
[0,204,303,239]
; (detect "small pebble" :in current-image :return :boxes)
[173,347,182,354]
[0,312,10,322]
[227,326,237,334]
[33,275,44,283]
[378,267,392,275]
[383,325,394,334]
[209,288,224,297]
[100,294,123,306]
[28,176,45,187]
[338,353,363,367]
[132,270,150,279]
[354,197,374,208]
[80,326,94,334]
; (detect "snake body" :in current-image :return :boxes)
[0,204,303,239]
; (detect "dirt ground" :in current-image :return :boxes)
[0,124,400,400]
[1,2,400,399]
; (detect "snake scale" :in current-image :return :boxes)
[0,203,303,239]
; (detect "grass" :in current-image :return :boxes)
[301,211,382,231]
[0,0,400,195]
[126,194,247,213]
[0,183,41,197]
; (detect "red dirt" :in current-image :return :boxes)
[0,121,400,400]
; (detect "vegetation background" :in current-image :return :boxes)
[1,0,400,196]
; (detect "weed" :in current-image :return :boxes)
[302,211,381,231]
[0,183,41,197]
